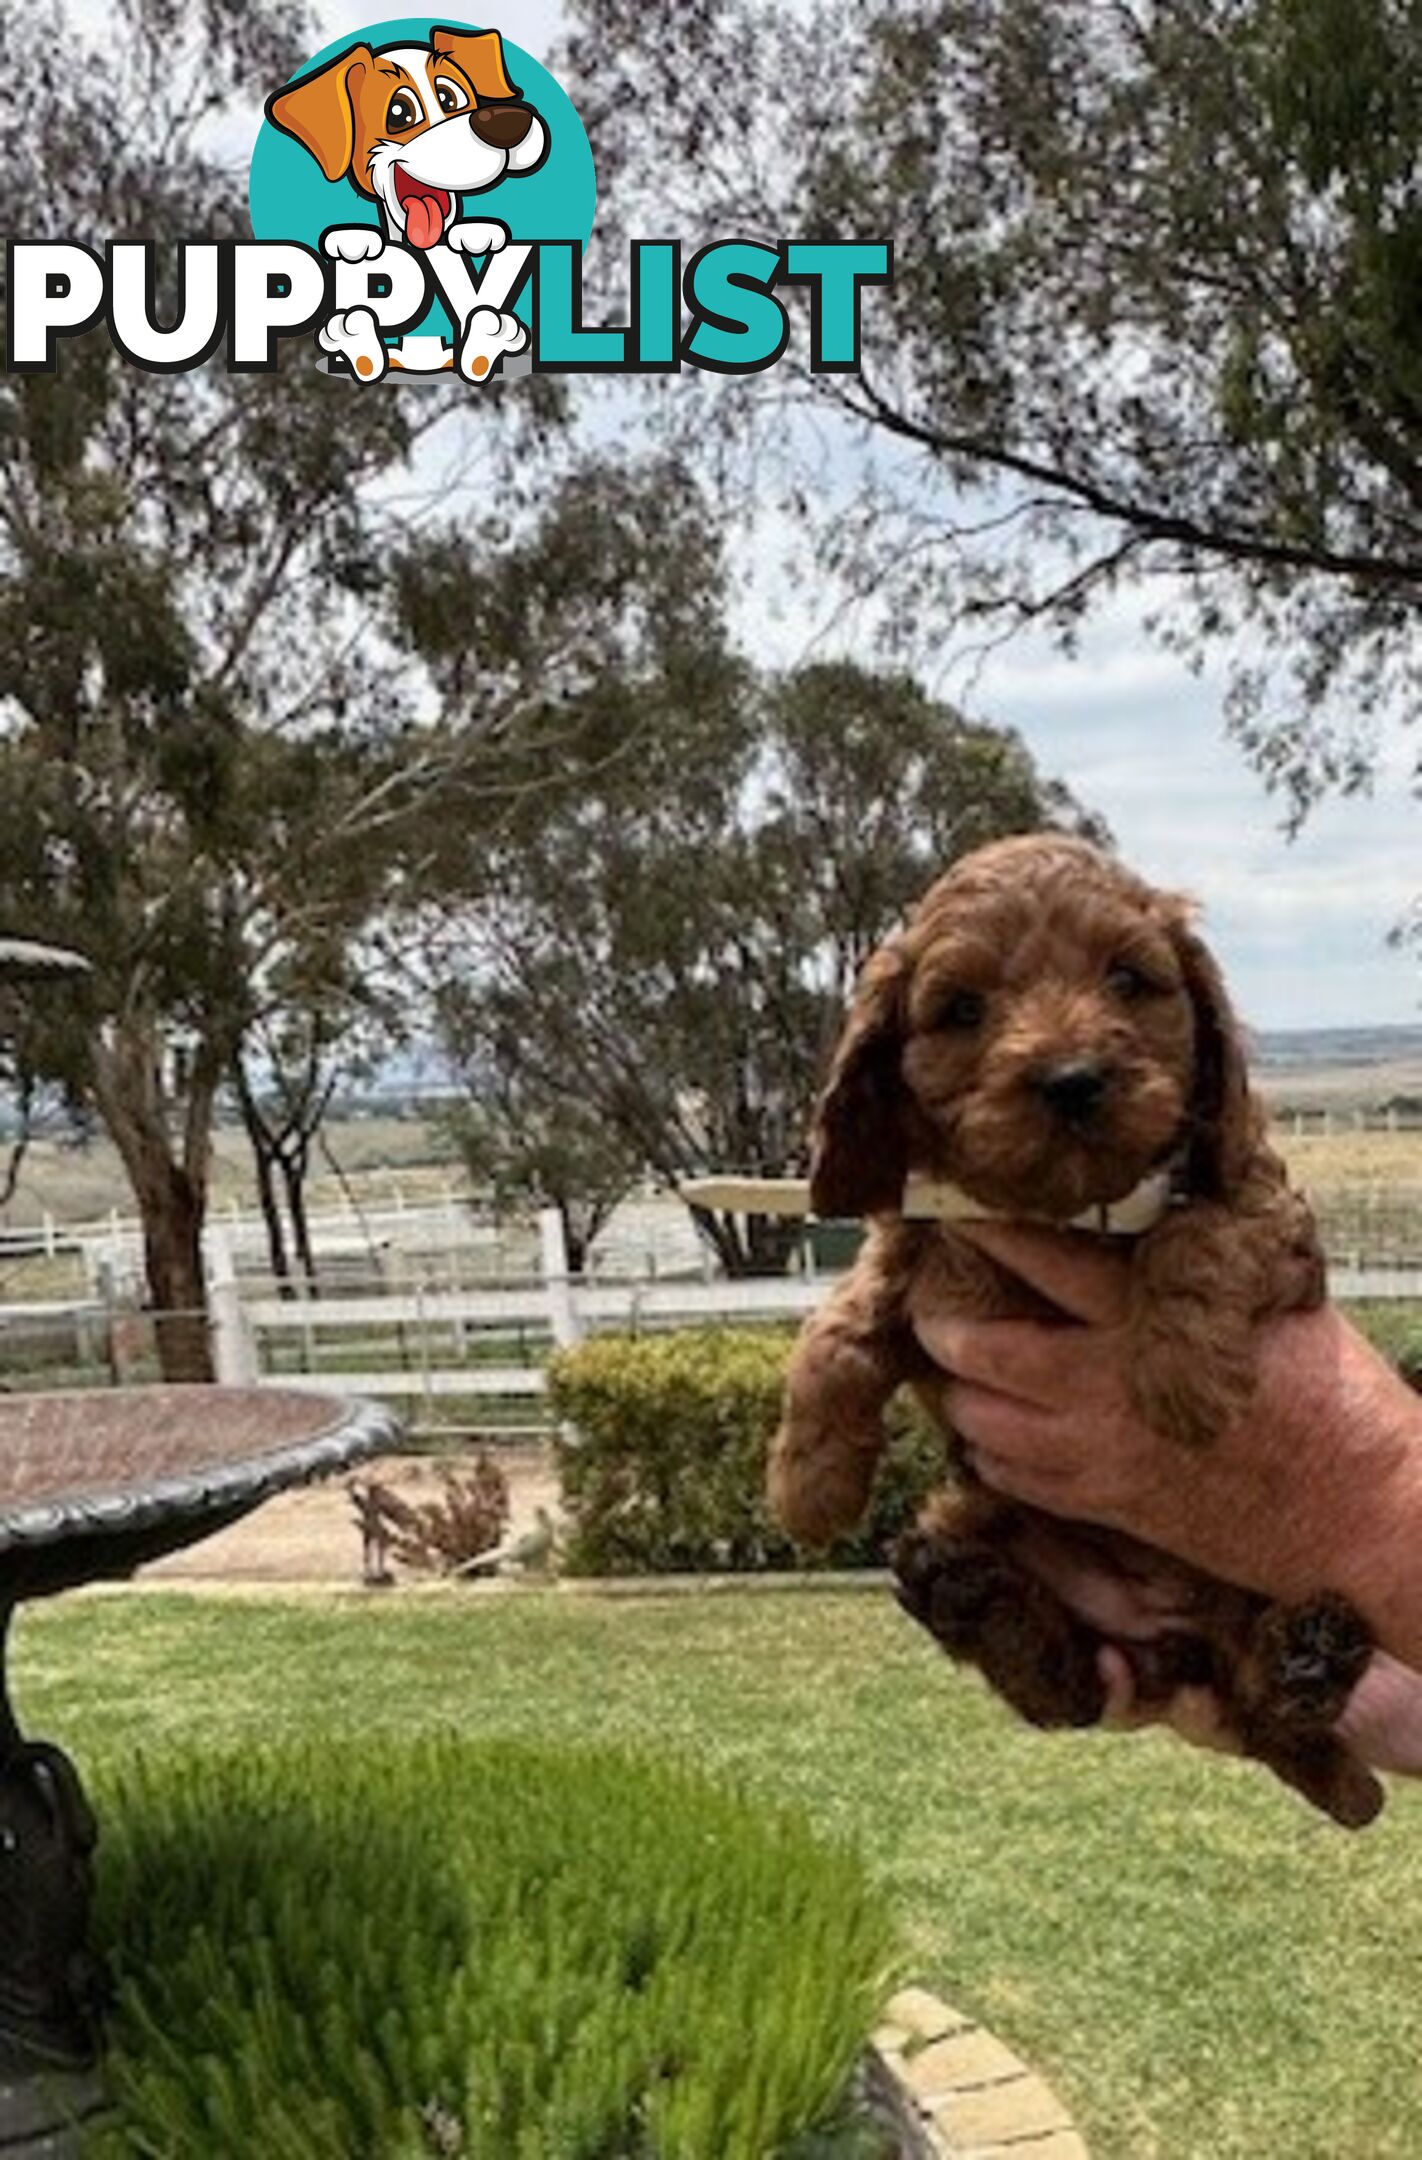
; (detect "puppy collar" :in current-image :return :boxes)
[901,1167,1178,1237]
[681,1168,1183,1238]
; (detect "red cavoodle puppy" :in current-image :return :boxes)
[769,833,1381,1826]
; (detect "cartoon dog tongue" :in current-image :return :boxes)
[404,188,447,250]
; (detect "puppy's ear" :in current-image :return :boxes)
[810,944,910,1218]
[1168,912,1255,1199]
[268,46,373,182]
[432,27,521,100]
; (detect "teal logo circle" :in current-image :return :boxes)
[249,17,596,348]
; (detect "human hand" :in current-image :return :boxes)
[909,1221,1422,1668]
[1096,1645,1422,1776]
[1002,1508,1422,1774]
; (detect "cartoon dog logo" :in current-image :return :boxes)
[267,26,548,384]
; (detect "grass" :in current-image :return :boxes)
[86,1738,892,2159]
[16,1587,1422,2160]
[257,1326,550,1375]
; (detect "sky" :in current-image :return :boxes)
[734,524,1422,1032]
[61,0,1422,1032]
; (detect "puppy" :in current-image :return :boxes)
[769,834,1381,1827]
[268,28,547,383]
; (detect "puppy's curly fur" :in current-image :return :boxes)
[770,834,1381,1827]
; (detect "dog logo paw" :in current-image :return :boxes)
[458,307,528,384]
[321,227,386,266]
[317,306,387,382]
[446,221,511,258]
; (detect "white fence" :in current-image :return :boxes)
[210,1212,827,1428]
[3,1189,1420,1433]
[202,1208,1422,1433]
[0,1182,715,1302]
[1274,1106,1422,1137]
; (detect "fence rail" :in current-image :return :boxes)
[223,1237,1422,1427]
[2,1198,1419,1426]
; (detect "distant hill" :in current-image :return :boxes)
[1250,1024,1422,1113]
[330,1025,1422,1116]
[1253,1024,1422,1072]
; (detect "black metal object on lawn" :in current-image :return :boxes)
[0,936,398,2149]
[0,1388,397,2154]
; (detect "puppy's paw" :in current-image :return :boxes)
[1127,1313,1255,1448]
[1327,1755,1386,1831]
[322,226,385,264]
[893,1527,1013,1647]
[893,1525,1107,1727]
[446,220,510,256]
[767,1428,877,1550]
[1249,1593,1373,1731]
[1266,1190,1328,1314]
[1254,1730,1385,1830]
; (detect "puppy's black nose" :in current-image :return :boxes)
[471,103,533,149]
[1036,1058,1109,1120]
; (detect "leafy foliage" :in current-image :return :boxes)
[87,1740,897,2159]
[437,1093,642,1277]
[564,0,1422,814]
[439,657,1101,1276]
[548,1326,945,1574]
[348,1458,511,1577]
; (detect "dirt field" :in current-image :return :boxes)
[1258,1047,1422,1112]
[5,1060,1420,1235]
[1276,1128,1422,1188]
[138,1443,561,1588]
[3,1117,461,1231]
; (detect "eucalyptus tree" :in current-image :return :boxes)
[436,656,1103,1275]
[564,0,1422,818]
[0,0,562,1373]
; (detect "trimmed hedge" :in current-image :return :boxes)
[1346,1299,1422,1386]
[548,1306,1422,1578]
[88,1739,897,2159]
[547,1328,944,1577]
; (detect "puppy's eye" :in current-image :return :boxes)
[1107,961,1160,1001]
[434,77,470,115]
[387,90,421,132]
[934,989,987,1030]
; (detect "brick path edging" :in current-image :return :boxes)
[869,1985,1089,2159]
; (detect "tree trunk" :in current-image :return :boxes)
[690,1206,749,1277]
[745,1211,803,1277]
[233,1060,297,1296]
[251,1139,293,1297]
[135,1158,213,1383]
[92,1029,218,1384]
[558,1200,588,1276]
[689,1205,803,1279]
[281,1151,319,1297]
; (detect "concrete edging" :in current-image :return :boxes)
[870,1986,1089,2159]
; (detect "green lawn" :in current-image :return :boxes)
[15,1587,1422,2160]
